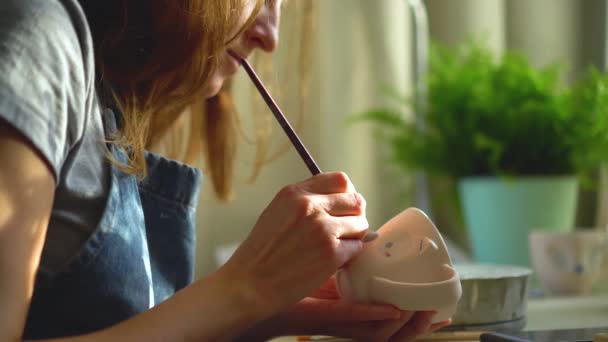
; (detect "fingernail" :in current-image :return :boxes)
[362,231,378,242]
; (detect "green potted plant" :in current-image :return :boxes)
[356,40,608,266]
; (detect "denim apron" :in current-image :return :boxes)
[23,109,202,339]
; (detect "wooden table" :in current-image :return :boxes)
[272,295,608,342]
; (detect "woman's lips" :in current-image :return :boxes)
[227,50,244,61]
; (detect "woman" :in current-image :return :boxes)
[0,0,451,340]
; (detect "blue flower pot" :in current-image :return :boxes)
[459,176,578,267]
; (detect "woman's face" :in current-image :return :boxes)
[203,0,283,97]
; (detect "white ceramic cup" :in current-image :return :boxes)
[529,230,607,296]
[336,207,462,323]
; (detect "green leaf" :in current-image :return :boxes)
[349,38,608,178]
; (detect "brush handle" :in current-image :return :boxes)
[233,52,378,243]
[236,55,322,175]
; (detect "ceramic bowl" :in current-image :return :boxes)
[449,263,532,331]
[529,230,607,295]
[336,208,462,323]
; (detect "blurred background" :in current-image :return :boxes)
[194,0,608,278]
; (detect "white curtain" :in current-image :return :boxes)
[425,0,602,80]
[195,0,607,277]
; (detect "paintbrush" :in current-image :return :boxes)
[229,51,377,243]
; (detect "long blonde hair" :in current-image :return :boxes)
[81,0,314,201]
[79,0,261,187]
[181,1,316,201]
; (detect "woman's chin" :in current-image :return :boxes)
[203,77,225,98]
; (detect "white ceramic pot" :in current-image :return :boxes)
[529,230,608,295]
[336,208,462,323]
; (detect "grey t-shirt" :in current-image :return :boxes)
[0,0,110,272]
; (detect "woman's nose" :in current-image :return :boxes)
[245,4,280,52]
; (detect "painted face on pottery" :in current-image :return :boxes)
[379,234,439,260]
[368,214,450,284]
[336,208,462,324]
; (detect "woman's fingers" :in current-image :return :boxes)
[322,311,414,342]
[286,307,448,342]
[355,311,416,342]
[314,192,366,216]
[389,311,436,342]
[332,215,369,240]
[308,276,340,299]
[333,302,402,321]
[293,297,402,322]
[430,319,452,331]
[297,172,357,194]
[333,239,364,267]
[226,170,371,313]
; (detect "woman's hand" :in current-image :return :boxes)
[221,172,370,319]
[239,276,452,342]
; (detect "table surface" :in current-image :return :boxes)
[272,295,608,342]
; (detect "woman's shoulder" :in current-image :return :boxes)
[0,0,94,73]
[0,0,97,181]
[0,0,88,35]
